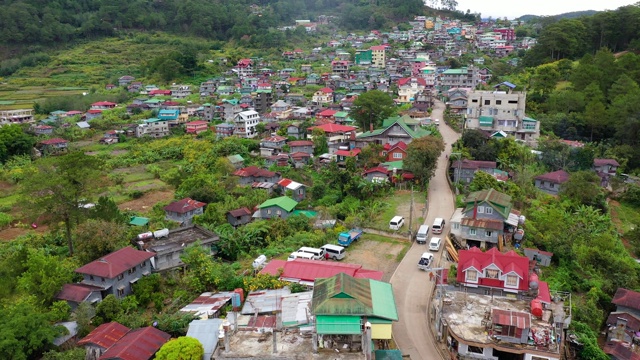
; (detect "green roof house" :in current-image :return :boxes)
[258,196,298,219]
[458,188,518,249]
[312,273,398,340]
[356,115,431,148]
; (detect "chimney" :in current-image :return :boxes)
[473,200,477,220]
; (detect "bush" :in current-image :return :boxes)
[128,190,144,199]
[0,212,13,229]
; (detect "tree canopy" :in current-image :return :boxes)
[404,136,445,186]
[349,90,397,130]
[155,337,204,360]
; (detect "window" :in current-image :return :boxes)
[496,100,502,105]
[468,346,483,354]
[101,277,105,282]
[477,206,484,213]
[453,223,460,230]
[128,267,136,275]
[469,228,477,236]
[484,100,490,105]
[485,207,492,214]
[506,275,518,287]
[117,288,125,297]
[89,275,94,281]
[466,270,478,281]
[276,209,282,215]
[485,269,499,279]
[117,274,124,281]
[471,99,478,103]
[393,152,403,159]
[267,209,272,215]
[486,231,493,237]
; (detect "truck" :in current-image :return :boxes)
[418,252,434,271]
[338,229,363,247]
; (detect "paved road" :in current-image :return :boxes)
[390,99,461,359]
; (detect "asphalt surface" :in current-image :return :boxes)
[390,99,461,359]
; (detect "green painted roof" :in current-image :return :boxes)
[523,116,537,122]
[316,315,361,335]
[144,99,163,104]
[381,160,403,170]
[292,210,317,218]
[129,217,149,226]
[335,112,348,118]
[258,196,298,212]
[360,115,432,140]
[143,118,165,123]
[442,67,468,75]
[312,273,398,321]
[226,154,244,163]
[464,188,512,218]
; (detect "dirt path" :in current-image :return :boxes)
[344,238,408,282]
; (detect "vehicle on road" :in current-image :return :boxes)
[389,215,405,230]
[434,119,440,126]
[321,244,346,260]
[338,229,363,246]
[432,217,445,234]
[416,225,429,244]
[418,252,434,270]
[429,237,442,251]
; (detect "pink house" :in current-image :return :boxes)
[186,120,209,134]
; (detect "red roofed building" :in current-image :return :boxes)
[235,58,254,78]
[55,283,103,310]
[456,247,550,300]
[288,140,314,155]
[226,207,252,227]
[233,166,281,185]
[290,152,312,168]
[185,120,209,134]
[99,326,170,360]
[149,89,171,97]
[363,166,389,183]
[78,322,130,358]
[397,77,427,103]
[75,247,155,299]
[312,87,334,104]
[90,101,117,110]
[260,258,383,286]
[381,141,407,161]
[535,169,570,195]
[603,341,640,360]
[593,158,619,176]
[603,288,640,358]
[163,197,206,225]
[316,109,337,121]
[39,138,68,155]
[612,288,640,315]
[336,148,361,162]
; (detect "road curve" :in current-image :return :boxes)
[390,99,461,359]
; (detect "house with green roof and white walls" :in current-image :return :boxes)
[257,196,298,219]
[354,115,432,149]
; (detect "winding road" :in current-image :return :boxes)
[390,99,461,359]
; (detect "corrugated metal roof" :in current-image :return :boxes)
[315,315,361,334]
[491,309,530,329]
[75,247,155,279]
[461,218,503,230]
[99,326,170,360]
[464,188,512,218]
[241,288,291,315]
[186,319,223,360]
[280,291,313,327]
[370,280,399,321]
[56,283,102,303]
[180,291,235,317]
[78,322,130,349]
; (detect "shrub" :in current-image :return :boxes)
[128,190,144,199]
[0,212,13,229]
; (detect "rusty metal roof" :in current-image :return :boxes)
[461,218,503,230]
[77,322,130,349]
[612,288,640,311]
[75,247,155,279]
[491,309,530,329]
[464,188,512,218]
[99,326,170,360]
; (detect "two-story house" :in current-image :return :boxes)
[446,87,470,114]
[355,115,431,149]
[136,118,169,138]
[381,141,408,162]
[233,166,281,185]
[288,140,314,155]
[170,84,191,99]
[451,159,497,184]
[603,288,640,360]
[307,123,358,154]
[396,77,427,103]
[594,158,619,187]
[534,169,570,195]
[233,110,261,138]
[260,135,288,156]
[186,120,209,134]
[456,188,517,249]
[164,198,206,225]
[39,138,68,155]
[312,88,334,104]
[74,247,155,300]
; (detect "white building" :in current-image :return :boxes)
[233,110,261,138]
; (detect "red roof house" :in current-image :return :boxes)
[382,141,408,161]
[99,326,171,360]
[317,109,337,120]
[535,169,570,195]
[78,322,130,350]
[457,247,530,292]
[260,258,383,286]
[185,120,209,134]
[612,288,640,312]
[55,283,103,309]
[307,123,357,134]
[76,247,155,279]
[164,198,207,225]
[148,89,171,97]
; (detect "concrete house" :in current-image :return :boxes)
[290,152,312,168]
[534,169,570,195]
[233,110,261,138]
[603,288,640,359]
[288,140,314,155]
[451,159,497,184]
[233,166,281,185]
[593,158,619,176]
[458,188,516,249]
[260,134,288,156]
[312,87,334,104]
[164,198,206,225]
[136,225,219,272]
[258,196,298,219]
[363,166,390,183]
[74,247,155,300]
[227,207,253,227]
[381,141,408,162]
[118,76,135,86]
[277,178,307,201]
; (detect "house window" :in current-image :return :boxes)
[485,231,492,237]
[485,207,493,214]
[267,209,272,215]
[469,228,477,236]
[484,100,490,105]
[276,210,282,215]
[477,206,484,213]
[89,275,94,281]
[117,274,124,281]
[141,261,146,268]
[466,270,478,281]
[496,100,502,105]
[117,288,125,297]
[393,152,403,159]
[101,277,105,282]
[128,267,136,274]
[468,346,483,354]
[506,275,518,287]
[485,269,499,279]
[453,223,460,230]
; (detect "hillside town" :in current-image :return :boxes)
[1,5,640,360]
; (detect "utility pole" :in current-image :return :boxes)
[408,185,414,241]
[451,152,462,189]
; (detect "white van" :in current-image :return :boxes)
[297,246,326,260]
[432,217,445,234]
[434,119,440,126]
[389,216,405,231]
[416,225,430,244]
[429,237,442,251]
[321,244,346,260]
[287,251,314,261]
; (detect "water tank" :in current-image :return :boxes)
[252,255,267,269]
[231,293,241,308]
[153,228,169,238]
[531,299,543,318]
[137,232,153,241]
[529,273,539,290]
[234,288,245,303]
[519,215,526,224]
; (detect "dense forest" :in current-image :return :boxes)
[522,5,640,66]
[0,0,424,49]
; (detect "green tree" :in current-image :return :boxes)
[311,128,329,155]
[73,220,131,264]
[90,196,128,224]
[559,171,606,210]
[404,136,445,187]
[0,125,35,163]
[349,90,396,130]
[94,294,123,325]
[20,151,104,255]
[18,248,76,305]
[155,337,204,360]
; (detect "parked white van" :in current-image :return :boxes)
[432,217,445,234]
[429,237,442,251]
[416,224,430,244]
[321,244,346,260]
[389,216,405,231]
[297,246,326,260]
[287,251,314,261]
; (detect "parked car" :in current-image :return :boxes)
[418,252,434,271]
[429,237,442,251]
